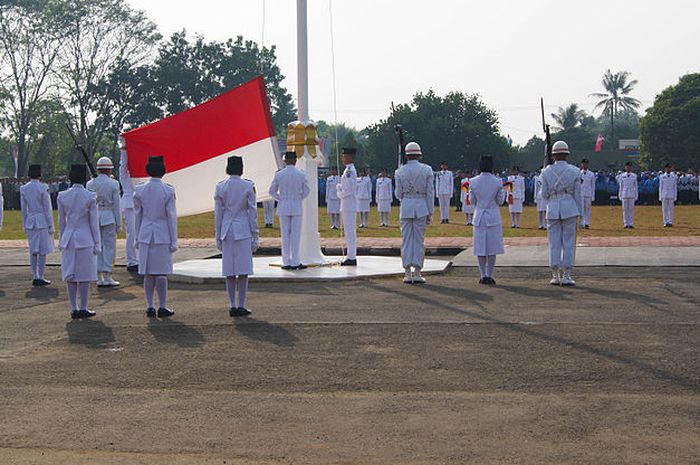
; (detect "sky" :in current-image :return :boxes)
[127,0,699,145]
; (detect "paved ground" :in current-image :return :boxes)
[0,264,698,464]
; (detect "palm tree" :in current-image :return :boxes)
[551,104,587,131]
[590,70,641,143]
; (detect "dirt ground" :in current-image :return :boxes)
[0,265,698,464]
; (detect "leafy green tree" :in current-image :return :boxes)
[55,0,160,161]
[551,104,587,131]
[145,32,295,134]
[640,73,700,169]
[364,90,513,172]
[0,1,62,176]
[590,69,642,143]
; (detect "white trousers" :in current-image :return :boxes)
[263,201,275,225]
[438,195,451,220]
[547,216,577,270]
[330,213,340,228]
[621,199,635,226]
[341,210,357,259]
[97,223,116,273]
[122,207,138,266]
[400,216,427,268]
[279,215,302,267]
[661,199,675,225]
[582,197,593,226]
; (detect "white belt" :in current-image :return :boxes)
[548,193,573,201]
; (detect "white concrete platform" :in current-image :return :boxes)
[171,256,451,284]
[452,246,700,267]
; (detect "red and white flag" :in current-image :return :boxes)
[122,76,282,217]
[594,133,604,153]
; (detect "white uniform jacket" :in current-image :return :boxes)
[507,175,525,200]
[215,176,259,242]
[469,173,506,227]
[87,173,122,229]
[20,180,54,232]
[658,173,678,201]
[356,176,372,201]
[375,177,393,202]
[580,169,596,200]
[325,175,340,202]
[617,172,638,200]
[395,160,434,219]
[57,185,101,250]
[435,170,454,197]
[337,163,358,213]
[134,178,178,247]
[541,161,583,220]
[269,165,310,217]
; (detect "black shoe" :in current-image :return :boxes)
[126,265,139,272]
[157,307,175,318]
[629,225,635,229]
[70,310,80,320]
[294,264,308,270]
[445,219,449,224]
[230,307,252,317]
[486,277,496,285]
[76,309,96,319]
[146,308,156,318]
[32,278,51,286]
[584,225,589,229]
[668,224,673,227]
[478,278,487,285]
[340,259,357,266]
[281,265,293,271]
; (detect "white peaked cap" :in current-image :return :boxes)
[96,156,114,169]
[552,141,570,155]
[405,142,422,156]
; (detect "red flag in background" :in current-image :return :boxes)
[122,76,282,217]
[594,133,604,153]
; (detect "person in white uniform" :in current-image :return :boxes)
[20,164,54,286]
[435,161,453,223]
[460,173,475,225]
[215,156,259,317]
[337,148,358,266]
[507,166,525,228]
[375,168,393,227]
[356,168,372,228]
[134,156,177,318]
[325,167,341,230]
[395,142,434,284]
[269,151,310,270]
[579,158,595,229]
[87,156,122,287]
[659,163,678,227]
[534,170,547,230]
[262,199,275,228]
[469,156,506,285]
[118,138,139,272]
[58,164,100,319]
[540,141,582,286]
[617,162,638,229]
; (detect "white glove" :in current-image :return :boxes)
[169,243,178,253]
[134,241,139,251]
[426,215,433,225]
[216,239,222,251]
[252,237,260,253]
[118,135,126,150]
[93,246,101,255]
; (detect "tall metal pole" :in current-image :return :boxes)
[297,0,309,123]
[295,0,326,265]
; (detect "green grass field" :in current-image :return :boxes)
[1,205,698,240]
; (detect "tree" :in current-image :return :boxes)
[364,90,513,172]
[590,69,642,143]
[640,73,700,169]
[146,32,295,134]
[55,0,160,161]
[0,1,62,176]
[551,104,587,131]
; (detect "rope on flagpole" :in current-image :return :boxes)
[259,0,266,75]
[328,0,345,260]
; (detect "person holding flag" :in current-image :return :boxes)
[336,148,358,266]
[507,167,525,228]
[460,173,475,225]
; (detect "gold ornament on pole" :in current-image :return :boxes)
[286,121,318,159]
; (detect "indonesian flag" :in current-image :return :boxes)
[594,133,604,153]
[122,76,282,217]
